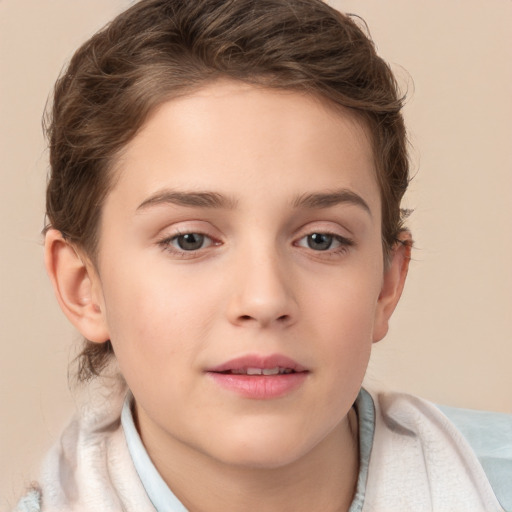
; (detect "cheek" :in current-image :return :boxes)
[100,263,220,365]
[316,292,375,376]
[101,279,195,400]
[300,261,382,377]
[303,262,381,333]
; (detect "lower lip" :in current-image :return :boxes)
[207,372,308,399]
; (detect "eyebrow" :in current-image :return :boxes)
[136,189,238,211]
[292,189,372,216]
[136,187,371,215]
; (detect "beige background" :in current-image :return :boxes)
[1,0,511,506]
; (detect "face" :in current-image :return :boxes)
[90,81,399,470]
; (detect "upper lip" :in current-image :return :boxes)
[207,354,308,373]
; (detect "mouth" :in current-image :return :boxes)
[217,367,297,376]
[206,354,309,399]
[207,354,308,375]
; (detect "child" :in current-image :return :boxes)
[14,0,511,511]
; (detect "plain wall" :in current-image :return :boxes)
[1,0,511,506]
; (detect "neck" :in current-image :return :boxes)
[137,407,359,512]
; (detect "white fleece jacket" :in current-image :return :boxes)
[13,370,504,512]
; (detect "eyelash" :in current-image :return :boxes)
[294,232,354,256]
[157,230,354,258]
[157,231,218,258]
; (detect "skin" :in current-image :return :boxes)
[46,80,410,512]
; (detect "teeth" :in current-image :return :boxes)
[231,367,294,375]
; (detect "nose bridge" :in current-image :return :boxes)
[227,236,297,327]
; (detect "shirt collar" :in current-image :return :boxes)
[121,393,189,512]
[121,389,375,512]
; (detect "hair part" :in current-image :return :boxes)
[45,0,410,381]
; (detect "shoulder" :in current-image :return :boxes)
[364,389,511,511]
[12,487,42,512]
[437,403,512,512]
[436,402,512,452]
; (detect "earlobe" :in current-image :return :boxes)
[44,229,109,343]
[372,232,412,343]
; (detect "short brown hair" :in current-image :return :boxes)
[45,0,410,380]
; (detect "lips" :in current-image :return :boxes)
[207,354,307,374]
[206,354,309,399]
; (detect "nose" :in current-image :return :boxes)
[226,247,298,328]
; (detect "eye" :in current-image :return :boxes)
[304,233,334,251]
[170,233,211,251]
[296,232,353,252]
[158,232,216,254]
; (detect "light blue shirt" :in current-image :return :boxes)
[121,397,189,512]
[121,390,511,512]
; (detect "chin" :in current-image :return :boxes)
[217,445,307,471]
[202,423,320,470]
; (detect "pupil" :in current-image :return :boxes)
[178,233,204,250]
[308,233,332,251]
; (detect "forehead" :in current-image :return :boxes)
[109,80,379,214]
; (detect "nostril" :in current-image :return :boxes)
[237,314,290,323]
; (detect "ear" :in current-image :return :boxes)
[44,229,109,343]
[372,231,412,343]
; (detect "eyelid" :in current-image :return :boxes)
[292,221,356,257]
[294,232,354,251]
[293,220,354,240]
[155,221,223,258]
[158,232,221,260]
[295,232,352,247]
[155,220,219,241]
